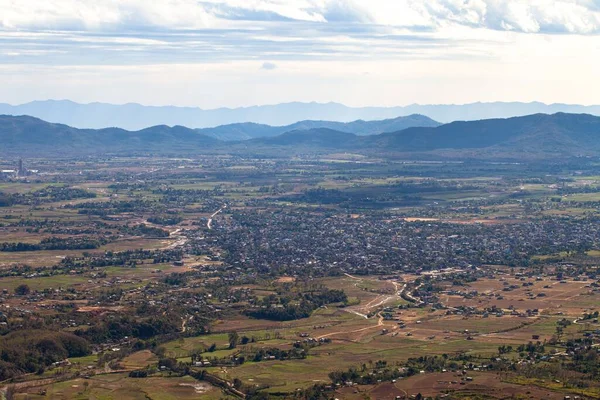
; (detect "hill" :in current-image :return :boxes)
[3,113,600,159]
[0,115,218,154]
[245,113,600,158]
[250,128,359,148]
[362,113,600,156]
[198,115,440,141]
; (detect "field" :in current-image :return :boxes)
[2,156,600,399]
[176,273,598,393]
[14,374,229,400]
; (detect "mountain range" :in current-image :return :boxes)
[0,115,218,154]
[2,100,600,130]
[197,114,440,140]
[2,112,600,160]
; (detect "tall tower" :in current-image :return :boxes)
[17,159,24,176]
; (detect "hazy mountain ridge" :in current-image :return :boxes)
[2,112,600,159]
[249,113,600,157]
[0,115,218,153]
[197,114,440,140]
[2,100,600,130]
[362,113,600,155]
[250,128,359,148]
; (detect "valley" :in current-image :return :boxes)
[1,154,600,399]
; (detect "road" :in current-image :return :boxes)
[324,274,432,341]
[208,205,226,230]
[325,275,413,338]
[317,312,390,340]
[166,228,187,250]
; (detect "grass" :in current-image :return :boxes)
[69,354,99,367]
[17,373,230,400]
[162,334,230,358]
[208,334,502,392]
[564,193,600,202]
[0,274,89,291]
[121,350,157,370]
[505,376,600,398]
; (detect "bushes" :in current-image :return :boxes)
[246,289,348,321]
[14,284,30,296]
[122,224,170,238]
[129,369,149,378]
[77,314,181,343]
[0,187,96,207]
[246,302,313,321]
[147,216,183,226]
[0,236,110,252]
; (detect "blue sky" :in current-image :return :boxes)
[1,0,599,107]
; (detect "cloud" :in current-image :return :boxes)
[465,0,600,34]
[261,62,278,70]
[0,0,599,91]
[0,0,231,31]
[2,0,600,34]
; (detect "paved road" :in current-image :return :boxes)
[208,205,226,230]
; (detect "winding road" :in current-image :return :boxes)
[207,205,226,230]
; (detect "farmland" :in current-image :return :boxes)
[1,155,600,399]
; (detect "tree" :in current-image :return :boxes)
[556,326,564,342]
[228,331,239,349]
[15,284,31,296]
[154,346,166,358]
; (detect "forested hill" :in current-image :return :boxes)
[3,112,600,159]
[196,114,440,140]
[0,115,218,153]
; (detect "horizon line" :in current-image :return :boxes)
[2,99,600,111]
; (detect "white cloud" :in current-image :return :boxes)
[2,0,600,33]
[0,0,217,30]
[0,1,599,107]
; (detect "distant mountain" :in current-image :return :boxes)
[398,102,600,125]
[2,100,600,130]
[361,113,600,156]
[0,115,218,154]
[245,113,600,158]
[250,128,358,148]
[3,113,600,159]
[197,114,440,140]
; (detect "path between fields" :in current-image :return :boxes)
[317,313,391,340]
[344,273,362,280]
[165,228,187,250]
[340,275,411,322]
[328,275,424,340]
[162,204,227,250]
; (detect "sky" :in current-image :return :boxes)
[1,0,599,108]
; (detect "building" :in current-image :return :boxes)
[0,170,16,179]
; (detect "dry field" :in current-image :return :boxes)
[14,373,228,400]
